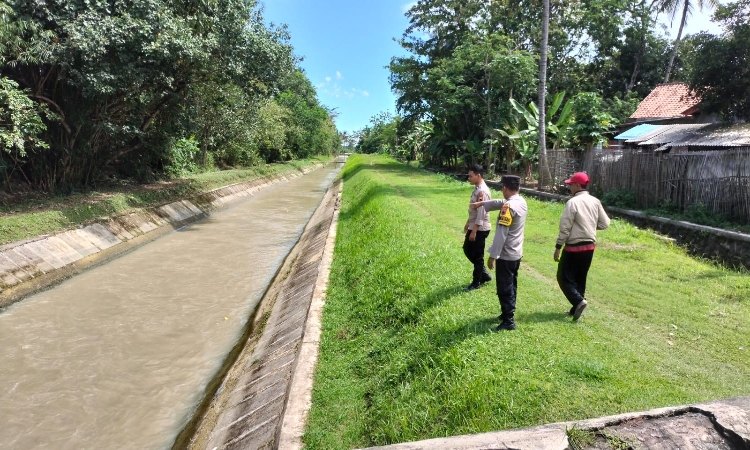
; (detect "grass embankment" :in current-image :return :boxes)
[304,154,750,449]
[0,157,330,246]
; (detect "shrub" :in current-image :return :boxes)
[165,137,200,178]
[600,189,636,209]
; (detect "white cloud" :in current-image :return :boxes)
[402,1,416,13]
[318,77,370,100]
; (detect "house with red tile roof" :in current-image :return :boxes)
[628,82,702,122]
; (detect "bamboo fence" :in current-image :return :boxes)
[541,149,582,192]
[588,148,750,222]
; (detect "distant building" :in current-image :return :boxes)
[609,82,727,150]
[627,82,703,123]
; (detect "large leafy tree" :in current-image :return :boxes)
[390,1,537,170]
[686,0,750,120]
[659,0,718,82]
[0,0,299,188]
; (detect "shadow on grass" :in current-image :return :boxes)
[519,310,570,324]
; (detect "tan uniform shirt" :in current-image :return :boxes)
[468,181,492,232]
[555,191,610,248]
[485,194,527,261]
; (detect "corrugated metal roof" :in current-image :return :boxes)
[670,123,750,148]
[614,124,661,140]
[625,124,708,144]
[627,123,750,150]
[637,124,710,145]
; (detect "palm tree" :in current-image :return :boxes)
[537,0,551,189]
[661,0,718,83]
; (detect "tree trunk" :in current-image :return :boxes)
[664,0,689,83]
[627,0,649,92]
[537,0,551,189]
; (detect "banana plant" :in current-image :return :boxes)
[493,124,537,181]
[448,134,484,166]
[509,91,574,150]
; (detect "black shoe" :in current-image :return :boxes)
[572,299,588,321]
[567,307,575,316]
[480,272,493,283]
[492,321,516,331]
[464,283,481,292]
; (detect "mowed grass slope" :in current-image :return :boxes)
[304,154,750,449]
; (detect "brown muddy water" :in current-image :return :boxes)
[0,165,340,449]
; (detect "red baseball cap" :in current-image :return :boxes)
[564,172,590,186]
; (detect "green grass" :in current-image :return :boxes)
[303,154,750,449]
[0,157,329,245]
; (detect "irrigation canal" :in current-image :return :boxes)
[0,163,341,449]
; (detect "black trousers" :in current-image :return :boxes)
[496,259,521,322]
[463,229,490,284]
[557,250,594,307]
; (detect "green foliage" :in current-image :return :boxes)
[0,0,336,190]
[601,189,637,209]
[567,426,596,450]
[686,0,750,120]
[165,137,200,178]
[389,10,538,169]
[277,86,337,161]
[387,0,692,173]
[569,92,615,150]
[0,77,48,156]
[356,112,401,155]
[602,93,641,125]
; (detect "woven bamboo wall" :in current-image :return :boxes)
[542,149,581,192]
[589,148,750,222]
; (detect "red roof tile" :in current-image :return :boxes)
[629,82,701,119]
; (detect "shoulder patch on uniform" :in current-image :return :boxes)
[498,204,513,227]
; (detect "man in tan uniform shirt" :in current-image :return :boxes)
[463,164,492,291]
[471,175,527,331]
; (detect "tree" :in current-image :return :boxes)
[660,0,719,82]
[0,77,49,188]
[686,0,750,120]
[538,0,551,189]
[0,0,298,188]
[356,113,401,155]
[569,92,615,151]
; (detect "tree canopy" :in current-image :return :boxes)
[0,0,339,190]
[366,0,740,176]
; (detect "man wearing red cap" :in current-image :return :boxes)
[554,172,610,321]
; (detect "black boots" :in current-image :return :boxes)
[492,319,516,331]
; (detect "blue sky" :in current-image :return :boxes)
[262,0,412,134]
[261,1,723,135]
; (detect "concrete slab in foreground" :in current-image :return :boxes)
[361,397,750,450]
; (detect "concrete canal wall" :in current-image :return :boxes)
[0,165,323,309]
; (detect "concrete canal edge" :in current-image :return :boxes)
[0,165,323,310]
[360,396,750,450]
[176,177,342,450]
